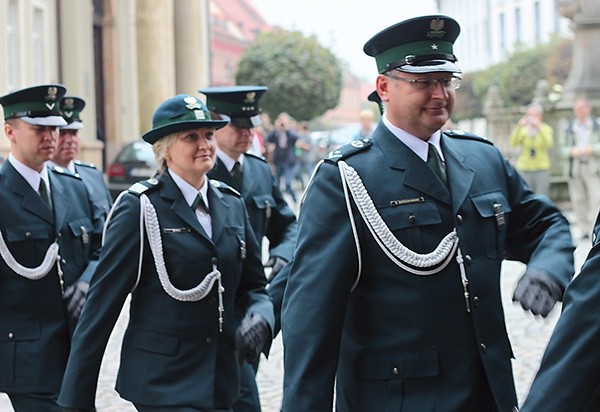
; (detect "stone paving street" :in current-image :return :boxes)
[0,225,591,411]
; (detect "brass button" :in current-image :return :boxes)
[480,343,487,352]
[8,332,14,339]
[408,215,417,224]
[456,214,463,223]
[62,258,67,264]
[473,296,480,307]
[25,232,32,238]
[392,367,399,375]
[464,255,472,264]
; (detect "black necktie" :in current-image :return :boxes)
[427,143,447,186]
[231,161,242,191]
[191,194,209,213]
[38,179,52,210]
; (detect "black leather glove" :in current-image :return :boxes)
[512,270,563,317]
[63,281,90,320]
[235,313,271,366]
[265,256,287,282]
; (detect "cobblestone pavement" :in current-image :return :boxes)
[0,227,591,411]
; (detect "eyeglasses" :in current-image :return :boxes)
[385,72,461,91]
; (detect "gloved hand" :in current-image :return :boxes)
[265,256,287,282]
[235,313,271,366]
[512,270,563,317]
[63,281,90,320]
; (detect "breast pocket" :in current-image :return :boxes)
[66,218,94,265]
[5,224,51,266]
[378,202,442,252]
[471,192,511,259]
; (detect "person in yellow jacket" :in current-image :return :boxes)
[509,103,554,197]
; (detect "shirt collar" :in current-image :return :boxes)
[217,149,244,173]
[46,160,76,173]
[168,169,209,209]
[8,153,51,193]
[382,115,444,162]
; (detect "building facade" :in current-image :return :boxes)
[0,0,212,168]
[437,0,572,73]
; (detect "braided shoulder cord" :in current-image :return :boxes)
[338,160,458,276]
[0,231,59,280]
[140,194,224,302]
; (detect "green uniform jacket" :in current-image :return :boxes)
[208,153,297,262]
[74,160,113,221]
[521,215,600,411]
[58,171,274,410]
[281,124,574,412]
[0,161,102,395]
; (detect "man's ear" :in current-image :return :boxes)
[4,121,17,144]
[376,74,390,104]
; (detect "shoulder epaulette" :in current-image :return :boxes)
[324,139,372,164]
[74,160,98,169]
[244,152,268,163]
[211,179,241,197]
[50,166,82,179]
[443,129,494,145]
[128,178,161,196]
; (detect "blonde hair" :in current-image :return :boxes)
[152,133,177,173]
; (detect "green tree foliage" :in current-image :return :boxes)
[454,38,572,120]
[235,29,343,121]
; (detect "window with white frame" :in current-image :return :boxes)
[7,0,21,91]
[32,5,46,83]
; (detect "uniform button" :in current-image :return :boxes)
[211,257,218,265]
[25,232,32,238]
[392,367,399,375]
[61,258,67,264]
[464,255,472,265]
[8,332,13,339]
[206,337,214,344]
[456,214,463,223]
[408,215,417,224]
[57,233,62,238]
[473,296,480,307]
[480,343,487,352]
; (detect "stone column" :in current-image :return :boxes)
[558,0,600,104]
[174,0,211,94]
[136,0,175,134]
[58,0,101,166]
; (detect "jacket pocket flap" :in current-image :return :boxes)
[471,192,511,218]
[379,202,441,231]
[67,218,93,236]
[5,224,48,242]
[0,321,41,341]
[252,194,275,209]
[358,347,439,380]
[131,330,179,356]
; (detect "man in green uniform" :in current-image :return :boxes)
[281,15,574,412]
[200,85,298,412]
[48,96,112,221]
[0,84,102,411]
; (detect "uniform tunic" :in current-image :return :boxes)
[58,171,274,410]
[73,160,112,221]
[521,215,600,411]
[208,153,297,262]
[0,161,102,396]
[281,124,574,411]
